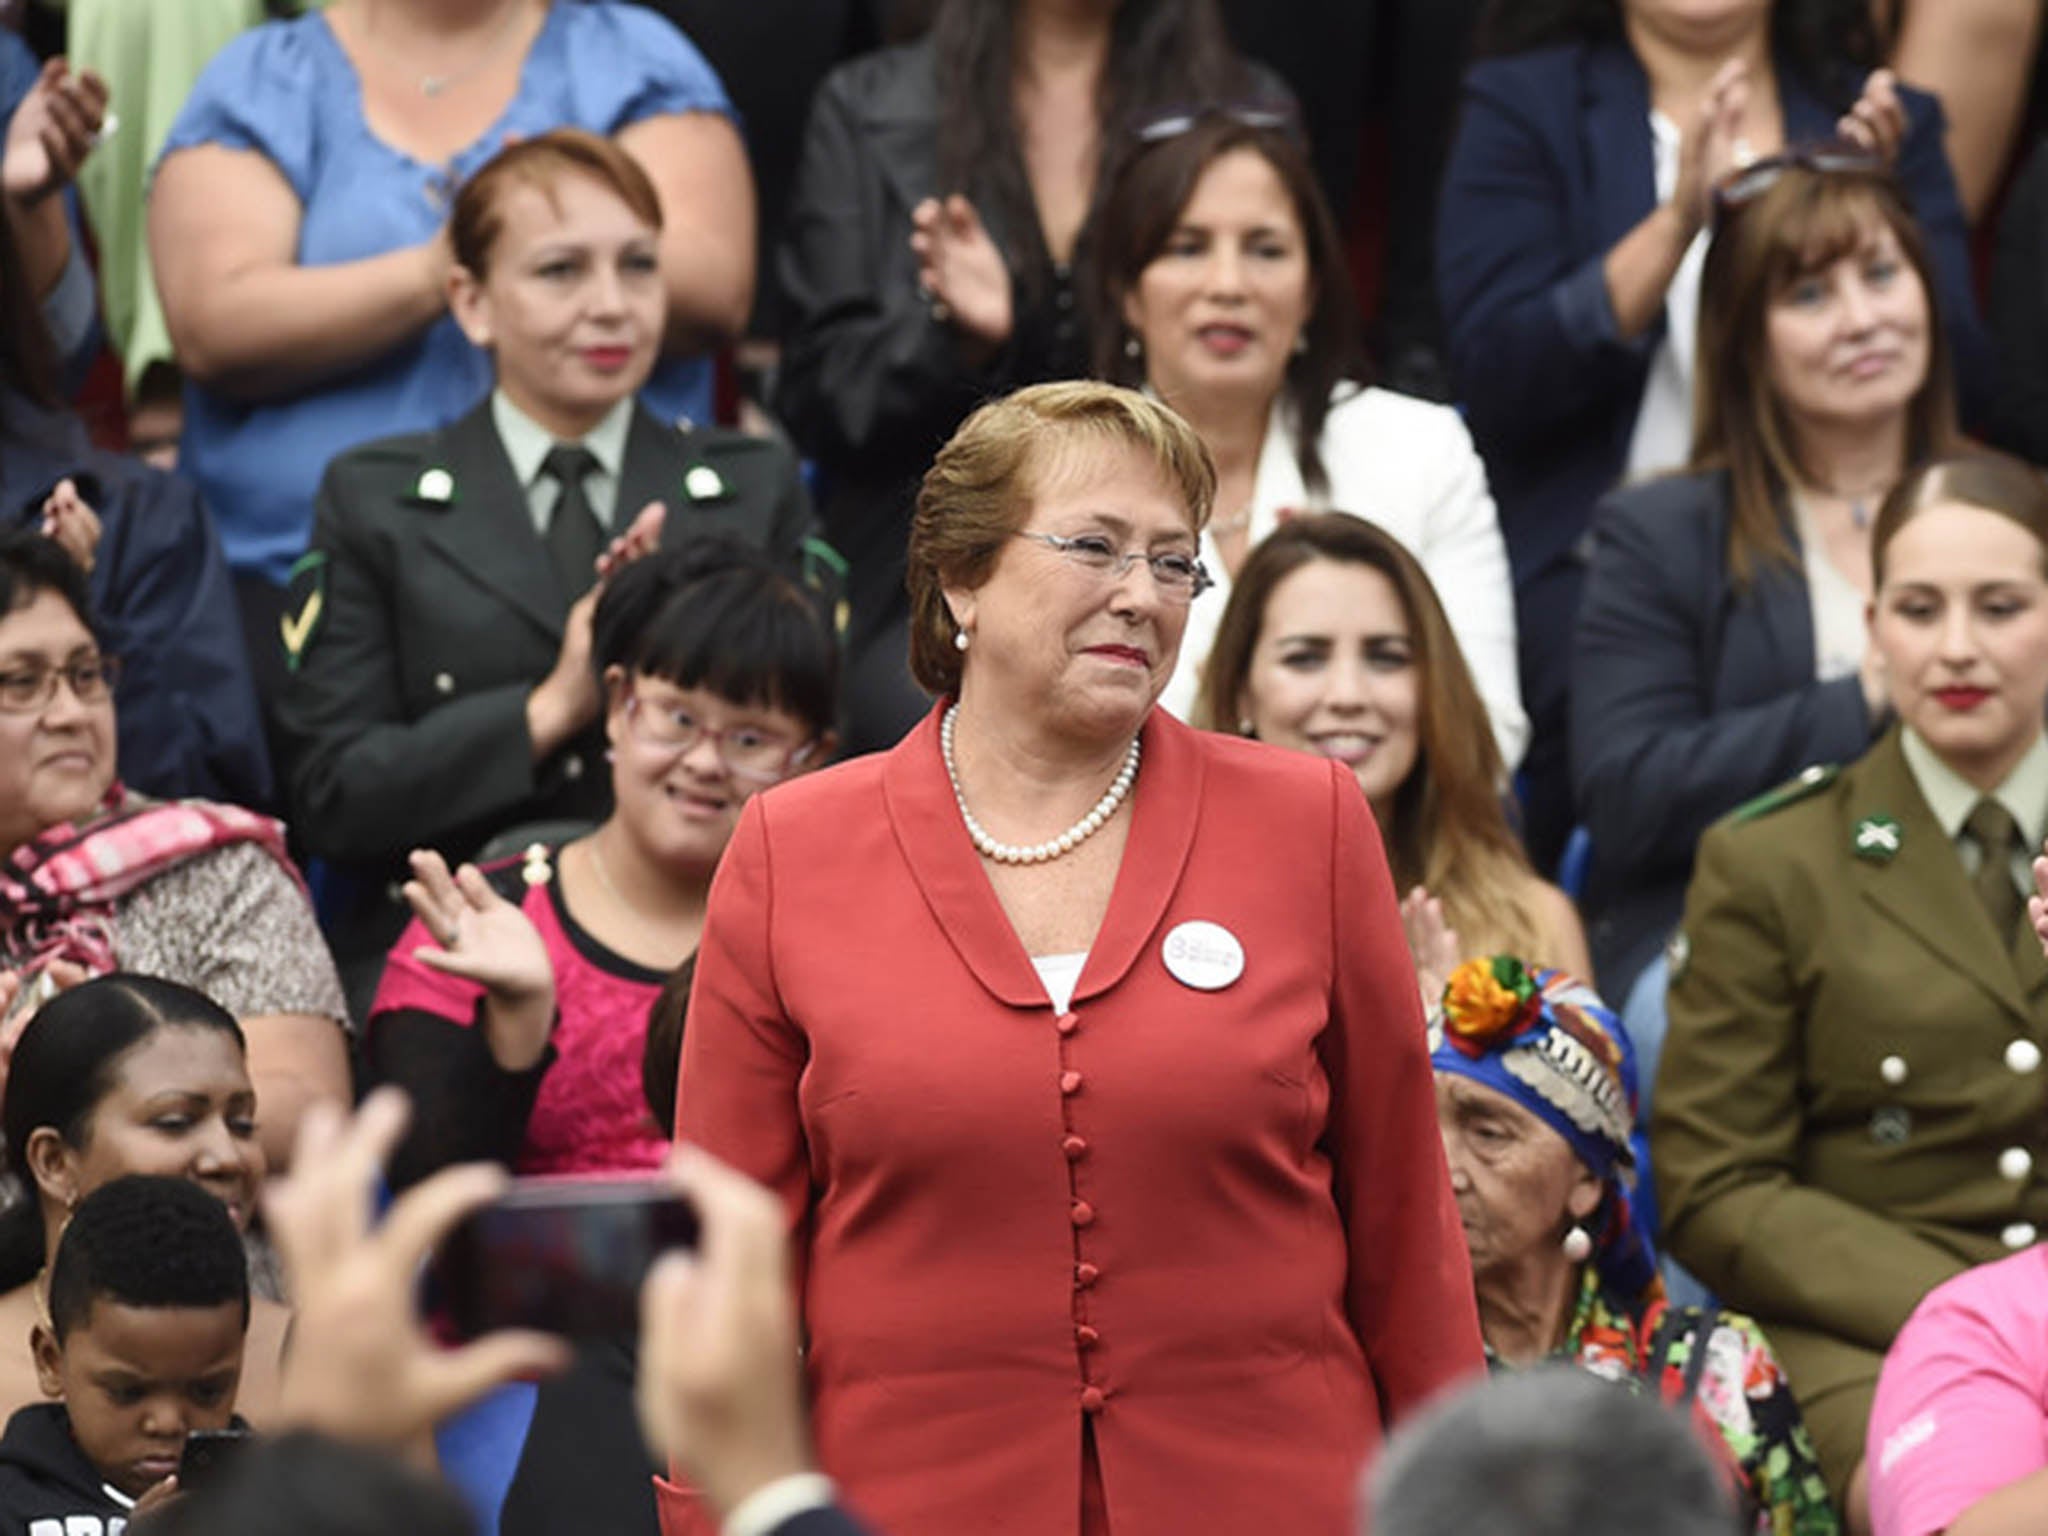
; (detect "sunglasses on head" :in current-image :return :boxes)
[1131,100,1301,147]
[1711,141,1888,226]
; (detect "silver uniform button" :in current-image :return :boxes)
[2002,1147,2035,1182]
[2003,1221,2038,1250]
[434,671,456,695]
[2009,1040,2045,1075]
[1880,1054,1908,1086]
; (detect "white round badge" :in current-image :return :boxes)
[1162,920,1244,991]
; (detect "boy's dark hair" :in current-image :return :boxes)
[144,1432,475,1536]
[47,1175,252,1342]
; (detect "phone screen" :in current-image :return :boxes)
[428,1177,699,1342]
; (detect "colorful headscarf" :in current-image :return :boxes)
[1430,956,1658,1299]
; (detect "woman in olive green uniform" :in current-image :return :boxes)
[1655,451,2048,1532]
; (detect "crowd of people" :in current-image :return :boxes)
[4,0,2048,1533]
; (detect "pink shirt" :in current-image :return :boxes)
[1868,1246,2048,1536]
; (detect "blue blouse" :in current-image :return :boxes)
[160,0,731,584]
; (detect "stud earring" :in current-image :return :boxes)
[1293,331,1309,357]
[1237,717,1255,737]
[954,631,970,652]
[1560,1224,1594,1264]
[1124,334,1142,361]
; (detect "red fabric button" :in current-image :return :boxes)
[1075,1263,1100,1287]
[1070,1200,1095,1227]
[1080,1386,1107,1414]
[1076,1325,1101,1349]
[1060,1070,1083,1095]
[1062,1135,1088,1161]
[1056,1013,1079,1036]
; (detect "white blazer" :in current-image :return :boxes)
[1161,384,1529,769]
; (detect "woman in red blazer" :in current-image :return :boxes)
[666,381,1483,1536]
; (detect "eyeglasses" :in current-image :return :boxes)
[0,654,120,714]
[1711,142,1888,226]
[1014,531,1214,602]
[1132,101,1301,146]
[622,693,818,783]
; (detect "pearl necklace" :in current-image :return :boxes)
[941,705,1140,865]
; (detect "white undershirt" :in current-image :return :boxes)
[1625,111,1711,482]
[1792,494,1869,683]
[1032,952,1088,1014]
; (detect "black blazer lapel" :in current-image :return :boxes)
[417,400,565,640]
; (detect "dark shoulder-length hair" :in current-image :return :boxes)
[1089,114,1363,499]
[1691,158,1958,584]
[1474,0,1880,105]
[932,0,1250,298]
[591,537,840,743]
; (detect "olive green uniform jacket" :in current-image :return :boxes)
[1653,726,2048,1501]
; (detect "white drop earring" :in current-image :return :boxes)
[954,630,970,652]
[1124,334,1142,361]
[1560,1224,1594,1264]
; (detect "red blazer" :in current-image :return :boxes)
[664,707,1482,1536]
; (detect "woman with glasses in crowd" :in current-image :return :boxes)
[774,0,1276,753]
[1572,151,1959,1003]
[664,382,1480,1536]
[1435,0,1984,871]
[1655,451,2048,1529]
[0,531,348,1174]
[1091,109,1524,767]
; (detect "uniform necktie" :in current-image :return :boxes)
[541,444,605,599]
[1965,799,2024,939]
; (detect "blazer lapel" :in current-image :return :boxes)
[418,401,565,639]
[1854,731,2033,1025]
[883,706,1046,1008]
[1074,709,1202,1003]
[617,402,687,530]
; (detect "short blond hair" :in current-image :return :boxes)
[905,382,1216,695]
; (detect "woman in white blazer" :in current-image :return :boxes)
[1091,107,1526,765]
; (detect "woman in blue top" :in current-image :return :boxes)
[147,0,754,688]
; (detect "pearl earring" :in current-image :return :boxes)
[1124,334,1142,361]
[1237,718,1255,737]
[1560,1225,1594,1264]
[954,631,970,652]
[1293,331,1308,357]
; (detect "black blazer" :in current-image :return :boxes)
[275,396,822,957]
[1570,469,1880,995]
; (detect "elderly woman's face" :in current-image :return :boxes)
[1872,500,2048,787]
[451,171,663,436]
[0,588,116,852]
[947,441,1197,735]
[1434,1072,1602,1281]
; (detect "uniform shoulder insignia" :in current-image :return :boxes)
[1730,763,1838,823]
[280,551,328,673]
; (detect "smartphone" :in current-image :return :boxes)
[177,1427,252,1491]
[428,1176,698,1342]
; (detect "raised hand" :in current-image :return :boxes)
[1401,886,1463,1011]
[39,479,102,575]
[1,59,108,208]
[268,1090,570,1446]
[402,849,555,1070]
[595,499,666,583]
[909,194,1014,353]
[1837,69,1907,165]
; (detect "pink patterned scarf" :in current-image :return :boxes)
[0,784,301,982]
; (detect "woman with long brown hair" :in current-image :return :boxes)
[1200,512,1587,999]
[1572,151,1960,1000]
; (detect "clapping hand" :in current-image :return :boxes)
[1672,59,1754,237]
[402,849,555,1071]
[1,58,108,208]
[909,194,1014,354]
[596,499,665,582]
[268,1089,570,1447]
[1401,886,1463,1012]
[1837,69,1907,165]
[40,479,101,575]
[2030,845,2048,959]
